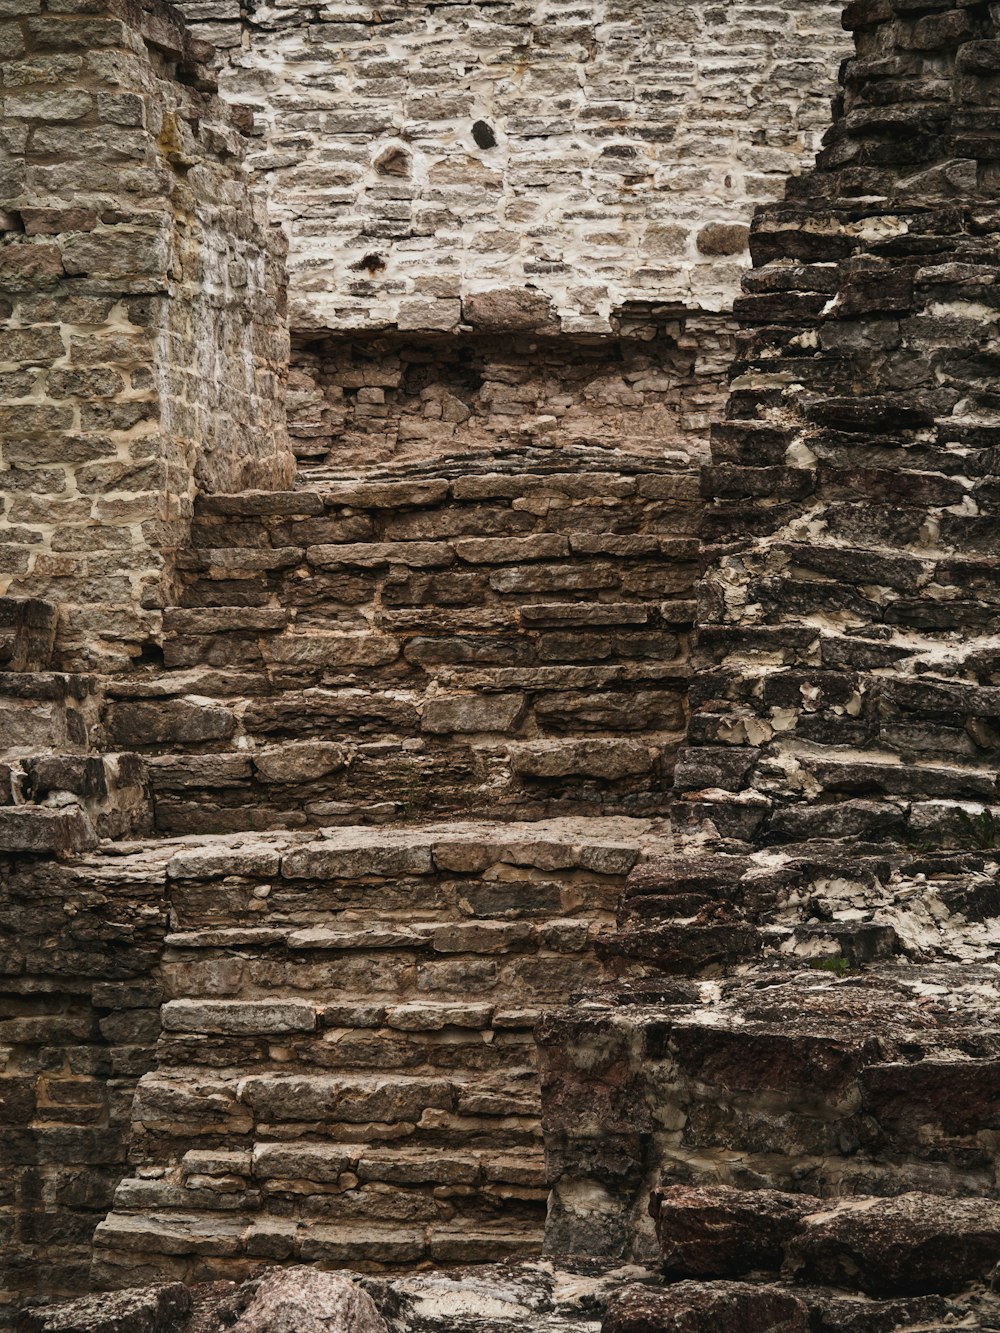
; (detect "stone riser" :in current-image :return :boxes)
[145,735,682,833]
[90,1212,546,1290]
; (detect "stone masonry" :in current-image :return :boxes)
[0,0,291,672]
[538,0,1000,1323]
[173,0,848,337]
[5,0,1000,1331]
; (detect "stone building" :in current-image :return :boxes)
[2,0,1000,1330]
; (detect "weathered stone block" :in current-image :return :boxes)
[161,1000,317,1035]
[0,805,96,853]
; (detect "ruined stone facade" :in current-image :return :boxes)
[189,0,848,480]
[4,0,1000,1331]
[539,0,1000,1308]
[0,0,291,671]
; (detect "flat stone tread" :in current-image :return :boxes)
[137,1068,539,1092]
[179,1142,546,1180]
[96,1215,544,1242]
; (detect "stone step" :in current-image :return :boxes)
[160,927,607,1011]
[144,732,682,779]
[111,1158,547,1226]
[154,990,543,1078]
[155,817,659,882]
[166,916,601,948]
[166,922,602,965]
[602,1281,977,1333]
[652,1185,1000,1297]
[162,623,690,673]
[612,842,1000,971]
[132,1068,541,1127]
[179,534,699,572]
[91,1210,546,1284]
[180,1141,544,1185]
[678,746,1000,813]
[197,468,693,510]
[155,1023,537,1078]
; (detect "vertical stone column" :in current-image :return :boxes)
[0,0,292,671]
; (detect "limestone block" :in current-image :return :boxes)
[281,839,434,879]
[510,740,655,780]
[421,693,525,735]
[252,1143,356,1182]
[652,1185,816,1279]
[262,633,400,667]
[106,700,236,746]
[14,1283,192,1333]
[161,1000,317,1035]
[237,1073,454,1125]
[252,742,347,783]
[230,1268,388,1333]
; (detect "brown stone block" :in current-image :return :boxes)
[600,922,761,975]
[537,1010,652,1138]
[786,1193,1000,1296]
[861,1059,1000,1139]
[0,1077,37,1124]
[603,1281,809,1333]
[106,699,235,746]
[651,1184,815,1279]
[671,1023,880,1097]
[0,242,64,286]
[0,806,96,853]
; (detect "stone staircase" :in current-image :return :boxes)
[78,818,672,1288]
[100,454,697,834]
[0,448,692,1314]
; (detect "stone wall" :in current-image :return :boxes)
[0,844,168,1319]
[539,0,1000,1272]
[0,0,292,672]
[22,0,1000,1324]
[175,0,849,336]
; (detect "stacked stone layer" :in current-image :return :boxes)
[152,461,694,828]
[287,318,734,474]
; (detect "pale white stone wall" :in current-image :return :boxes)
[183,0,850,334]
